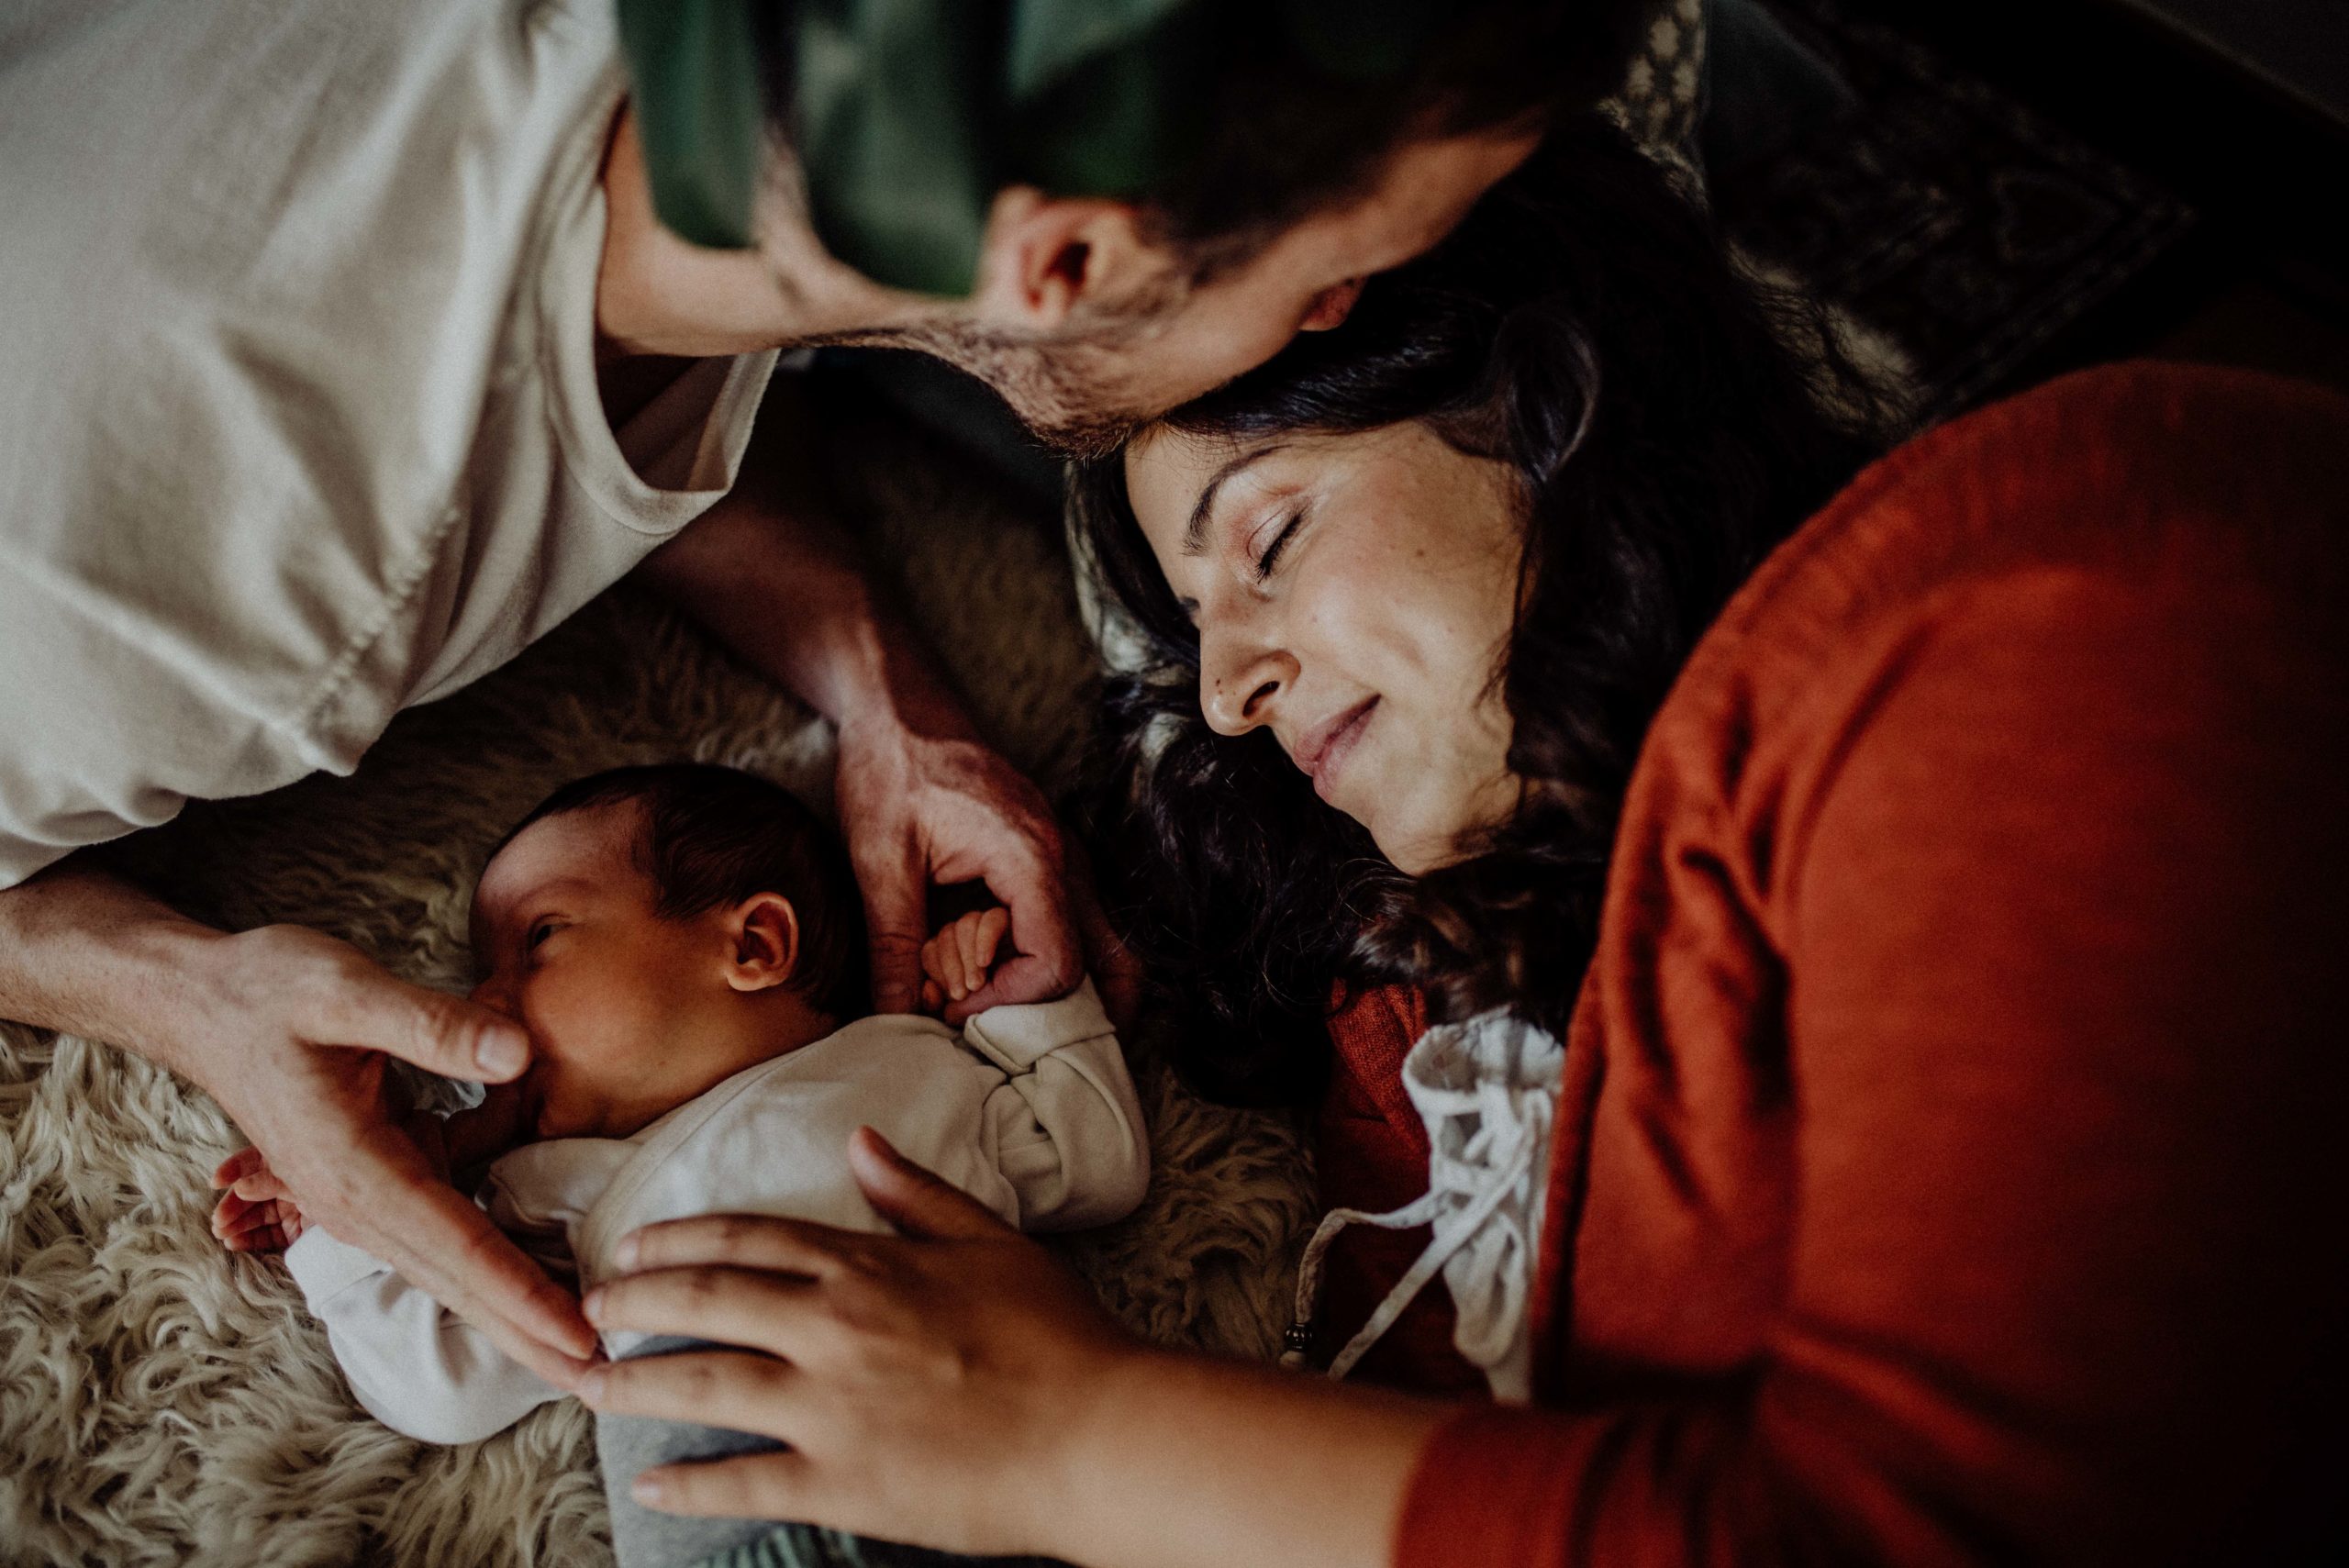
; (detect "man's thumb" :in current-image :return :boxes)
[849,1127,1005,1240]
[357,981,532,1083]
[857,855,929,1016]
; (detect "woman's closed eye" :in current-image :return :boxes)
[1252,507,1307,581]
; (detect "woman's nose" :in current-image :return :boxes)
[1202,642,1299,736]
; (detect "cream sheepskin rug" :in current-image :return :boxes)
[0,399,1317,1568]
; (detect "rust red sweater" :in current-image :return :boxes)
[1348,364,2349,1566]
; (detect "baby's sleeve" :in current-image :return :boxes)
[959,979,1151,1231]
[284,1228,565,1445]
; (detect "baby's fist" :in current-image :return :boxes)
[918,906,1011,1015]
[210,1145,307,1253]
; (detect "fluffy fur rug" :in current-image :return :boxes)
[0,398,1318,1568]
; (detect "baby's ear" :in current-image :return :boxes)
[725,894,800,993]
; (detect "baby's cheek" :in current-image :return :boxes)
[518,971,625,1069]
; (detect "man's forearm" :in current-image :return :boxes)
[639,382,1084,1017]
[634,390,971,741]
[646,493,964,735]
[0,858,229,1075]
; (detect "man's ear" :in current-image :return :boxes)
[969,185,1163,333]
[724,894,801,993]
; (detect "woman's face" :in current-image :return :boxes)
[1124,420,1523,873]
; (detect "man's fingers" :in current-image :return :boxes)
[1062,837,1143,1030]
[341,1164,600,1376]
[633,1450,818,1520]
[615,1211,867,1277]
[858,849,930,1017]
[946,951,1074,1023]
[986,857,1080,984]
[847,1127,1010,1242]
[582,1349,801,1437]
[584,1265,821,1356]
[319,972,531,1084]
[944,865,1077,1021]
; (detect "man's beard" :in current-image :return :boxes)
[801,281,1187,457]
[891,325,1151,459]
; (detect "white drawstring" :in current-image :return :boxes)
[1283,1012,1564,1398]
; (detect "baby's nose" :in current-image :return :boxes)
[468,976,518,1018]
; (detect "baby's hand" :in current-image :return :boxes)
[210,1102,462,1254]
[919,906,1011,1016]
[210,1145,307,1254]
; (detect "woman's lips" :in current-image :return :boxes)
[1293,697,1379,804]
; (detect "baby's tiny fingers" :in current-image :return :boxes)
[226,1221,289,1254]
[976,907,1009,969]
[233,1171,293,1205]
[952,915,974,984]
[940,929,970,1002]
[212,1146,266,1189]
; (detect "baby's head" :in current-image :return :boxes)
[470,763,868,1140]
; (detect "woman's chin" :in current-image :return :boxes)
[1373,797,1513,877]
[1373,821,1453,877]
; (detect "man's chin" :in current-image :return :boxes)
[1020,406,1148,462]
[915,322,1168,458]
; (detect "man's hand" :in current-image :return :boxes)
[837,716,1079,1023]
[633,385,1141,1028]
[212,1084,522,1253]
[187,924,599,1385]
[0,862,599,1387]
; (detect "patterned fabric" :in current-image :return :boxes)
[689,1525,1062,1568]
[1611,0,1709,155]
[1714,0,2194,422]
[1283,1009,1566,1400]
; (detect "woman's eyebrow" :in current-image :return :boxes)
[1182,444,1287,555]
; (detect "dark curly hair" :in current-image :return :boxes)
[1072,117,1884,1106]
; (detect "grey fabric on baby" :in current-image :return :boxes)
[597,1338,791,1568]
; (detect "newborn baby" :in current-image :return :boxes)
[211,763,1145,1566]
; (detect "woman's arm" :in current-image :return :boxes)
[1379,568,2349,1567]
[579,1128,1452,1568]
[581,563,2349,1567]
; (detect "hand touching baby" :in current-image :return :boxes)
[215,909,1012,1252]
[919,907,1011,1016]
[212,1084,531,1254]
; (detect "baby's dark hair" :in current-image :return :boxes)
[501,763,869,1023]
